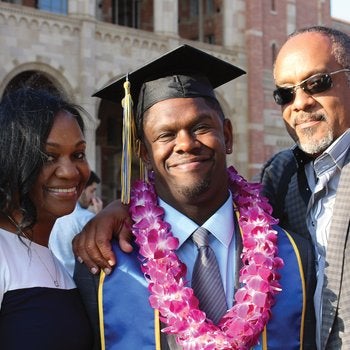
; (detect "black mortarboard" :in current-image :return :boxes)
[93,44,245,121]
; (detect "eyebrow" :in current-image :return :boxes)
[45,140,86,148]
[276,69,327,87]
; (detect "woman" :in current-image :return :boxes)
[0,87,93,349]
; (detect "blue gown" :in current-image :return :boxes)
[99,226,308,349]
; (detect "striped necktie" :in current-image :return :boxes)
[191,227,227,324]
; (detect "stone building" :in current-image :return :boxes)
[0,0,348,203]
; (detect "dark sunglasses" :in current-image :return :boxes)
[273,68,350,105]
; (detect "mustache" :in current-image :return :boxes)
[291,112,326,127]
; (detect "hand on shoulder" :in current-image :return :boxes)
[73,199,133,275]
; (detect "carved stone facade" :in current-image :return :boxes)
[0,0,348,202]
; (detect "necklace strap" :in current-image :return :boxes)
[6,214,31,240]
[33,247,60,288]
[6,214,60,288]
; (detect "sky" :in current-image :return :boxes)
[331,0,350,22]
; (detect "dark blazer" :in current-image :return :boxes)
[74,261,101,350]
[259,146,350,349]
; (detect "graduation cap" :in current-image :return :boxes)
[93,44,245,203]
[94,44,245,121]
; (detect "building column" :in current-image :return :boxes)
[68,0,96,18]
[78,19,99,170]
[153,0,178,36]
[222,0,245,49]
[245,1,264,179]
[286,0,297,34]
[83,120,99,172]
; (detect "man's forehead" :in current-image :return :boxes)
[274,33,334,84]
[142,97,221,129]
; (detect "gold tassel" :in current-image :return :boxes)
[121,78,136,204]
[120,78,149,204]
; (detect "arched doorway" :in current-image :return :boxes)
[3,70,61,96]
[96,99,123,204]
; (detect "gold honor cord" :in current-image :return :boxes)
[98,271,106,350]
[121,79,136,204]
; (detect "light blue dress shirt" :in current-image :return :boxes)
[50,203,95,276]
[159,192,236,308]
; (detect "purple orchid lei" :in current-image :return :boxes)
[129,166,284,350]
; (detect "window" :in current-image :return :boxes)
[206,0,214,14]
[37,0,67,14]
[205,34,215,44]
[190,0,199,17]
[113,0,141,28]
[271,0,276,12]
[1,0,22,4]
[271,43,277,65]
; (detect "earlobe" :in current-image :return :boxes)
[142,155,152,170]
[139,141,152,170]
[223,119,233,154]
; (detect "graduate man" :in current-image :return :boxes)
[74,45,316,349]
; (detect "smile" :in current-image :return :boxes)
[293,113,325,129]
[168,157,211,171]
[296,120,321,129]
[46,187,77,194]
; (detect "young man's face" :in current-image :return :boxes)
[140,97,233,214]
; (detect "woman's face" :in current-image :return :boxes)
[29,110,90,224]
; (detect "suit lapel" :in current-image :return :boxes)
[321,157,350,349]
[284,171,310,239]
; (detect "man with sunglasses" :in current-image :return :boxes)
[260,25,350,349]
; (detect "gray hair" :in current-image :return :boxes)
[288,26,350,83]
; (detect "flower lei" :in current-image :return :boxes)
[129,166,284,350]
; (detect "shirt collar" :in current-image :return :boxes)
[159,192,234,248]
[292,145,314,168]
[313,128,350,177]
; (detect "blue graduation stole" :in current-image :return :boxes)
[98,244,160,349]
[255,227,306,349]
[99,226,305,350]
